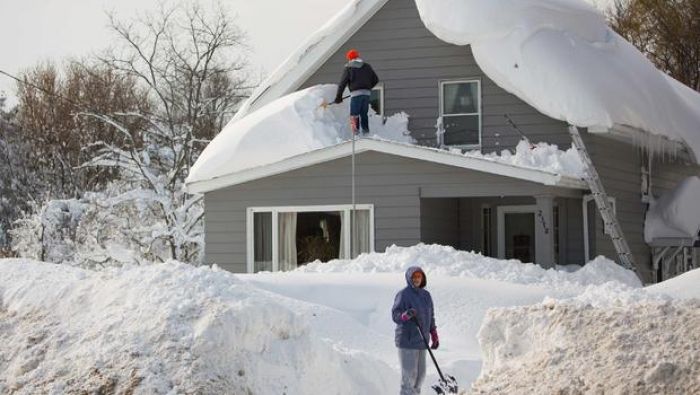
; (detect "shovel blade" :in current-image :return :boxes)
[431,375,459,394]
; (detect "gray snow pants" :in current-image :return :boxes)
[398,348,426,395]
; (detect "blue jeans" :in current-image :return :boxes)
[350,94,370,134]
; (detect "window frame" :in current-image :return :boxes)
[438,78,482,149]
[371,83,384,116]
[246,204,375,273]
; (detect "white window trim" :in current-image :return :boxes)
[371,83,384,116]
[246,204,375,273]
[497,205,537,259]
[582,195,617,262]
[439,78,482,149]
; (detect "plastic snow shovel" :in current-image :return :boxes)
[411,316,459,395]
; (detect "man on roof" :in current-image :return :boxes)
[334,48,380,136]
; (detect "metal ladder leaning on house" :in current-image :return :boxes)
[568,126,637,273]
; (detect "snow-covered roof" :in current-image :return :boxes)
[233,0,700,163]
[186,137,587,193]
[645,176,700,244]
[186,85,587,193]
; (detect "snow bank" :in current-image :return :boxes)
[645,176,700,242]
[0,259,394,394]
[461,139,585,178]
[473,299,700,394]
[187,84,413,184]
[414,0,700,161]
[647,267,700,300]
[296,244,641,289]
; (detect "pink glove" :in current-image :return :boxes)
[430,328,439,350]
[400,308,416,322]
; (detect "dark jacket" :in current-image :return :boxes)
[391,266,436,350]
[335,59,379,102]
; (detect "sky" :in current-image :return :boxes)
[0,0,348,105]
[0,0,614,107]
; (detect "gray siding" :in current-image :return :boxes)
[651,157,700,199]
[586,135,652,281]
[204,151,581,272]
[586,135,700,282]
[299,0,573,151]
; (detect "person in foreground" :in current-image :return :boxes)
[392,266,439,395]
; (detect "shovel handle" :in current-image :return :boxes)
[411,316,447,382]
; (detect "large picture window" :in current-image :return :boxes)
[439,79,481,148]
[246,205,375,273]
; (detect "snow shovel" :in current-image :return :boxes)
[319,94,350,109]
[411,316,459,395]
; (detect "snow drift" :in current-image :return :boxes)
[473,299,700,394]
[413,0,700,160]
[297,244,641,289]
[0,260,394,394]
[186,84,413,184]
[645,176,700,242]
[462,139,585,179]
[472,268,700,394]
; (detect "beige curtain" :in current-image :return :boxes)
[351,209,371,258]
[339,212,348,259]
[278,212,297,271]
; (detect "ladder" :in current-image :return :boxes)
[568,126,637,272]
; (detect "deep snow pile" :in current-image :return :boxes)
[472,299,700,394]
[297,244,641,289]
[645,176,700,242]
[0,260,394,394]
[461,139,585,178]
[471,270,700,394]
[414,0,700,161]
[187,84,413,184]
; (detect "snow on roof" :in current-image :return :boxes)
[232,0,700,163]
[644,176,700,243]
[186,85,414,189]
[185,86,587,193]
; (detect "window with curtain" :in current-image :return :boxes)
[440,80,481,147]
[249,206,373,272]
[253,212,272,272]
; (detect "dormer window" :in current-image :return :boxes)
[439,79,481,148]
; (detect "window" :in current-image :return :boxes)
[247,205,374,273]
[439,79,481,147]
[370,84,384,116]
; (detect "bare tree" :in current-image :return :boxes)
[79,2,251,264]
[609,0,700,91]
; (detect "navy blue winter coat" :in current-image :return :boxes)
[391,266,436,349]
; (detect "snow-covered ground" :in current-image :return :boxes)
[1,245,697,394]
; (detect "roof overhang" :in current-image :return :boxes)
[588,124,697,163]
[185,139,588,194]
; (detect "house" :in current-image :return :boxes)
[185,0,700,283]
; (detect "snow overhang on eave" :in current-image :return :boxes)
[588,124,697,163]
[185,139,588,194]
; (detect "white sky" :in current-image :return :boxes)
[0,0,348,104]
[0,0,614,106]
